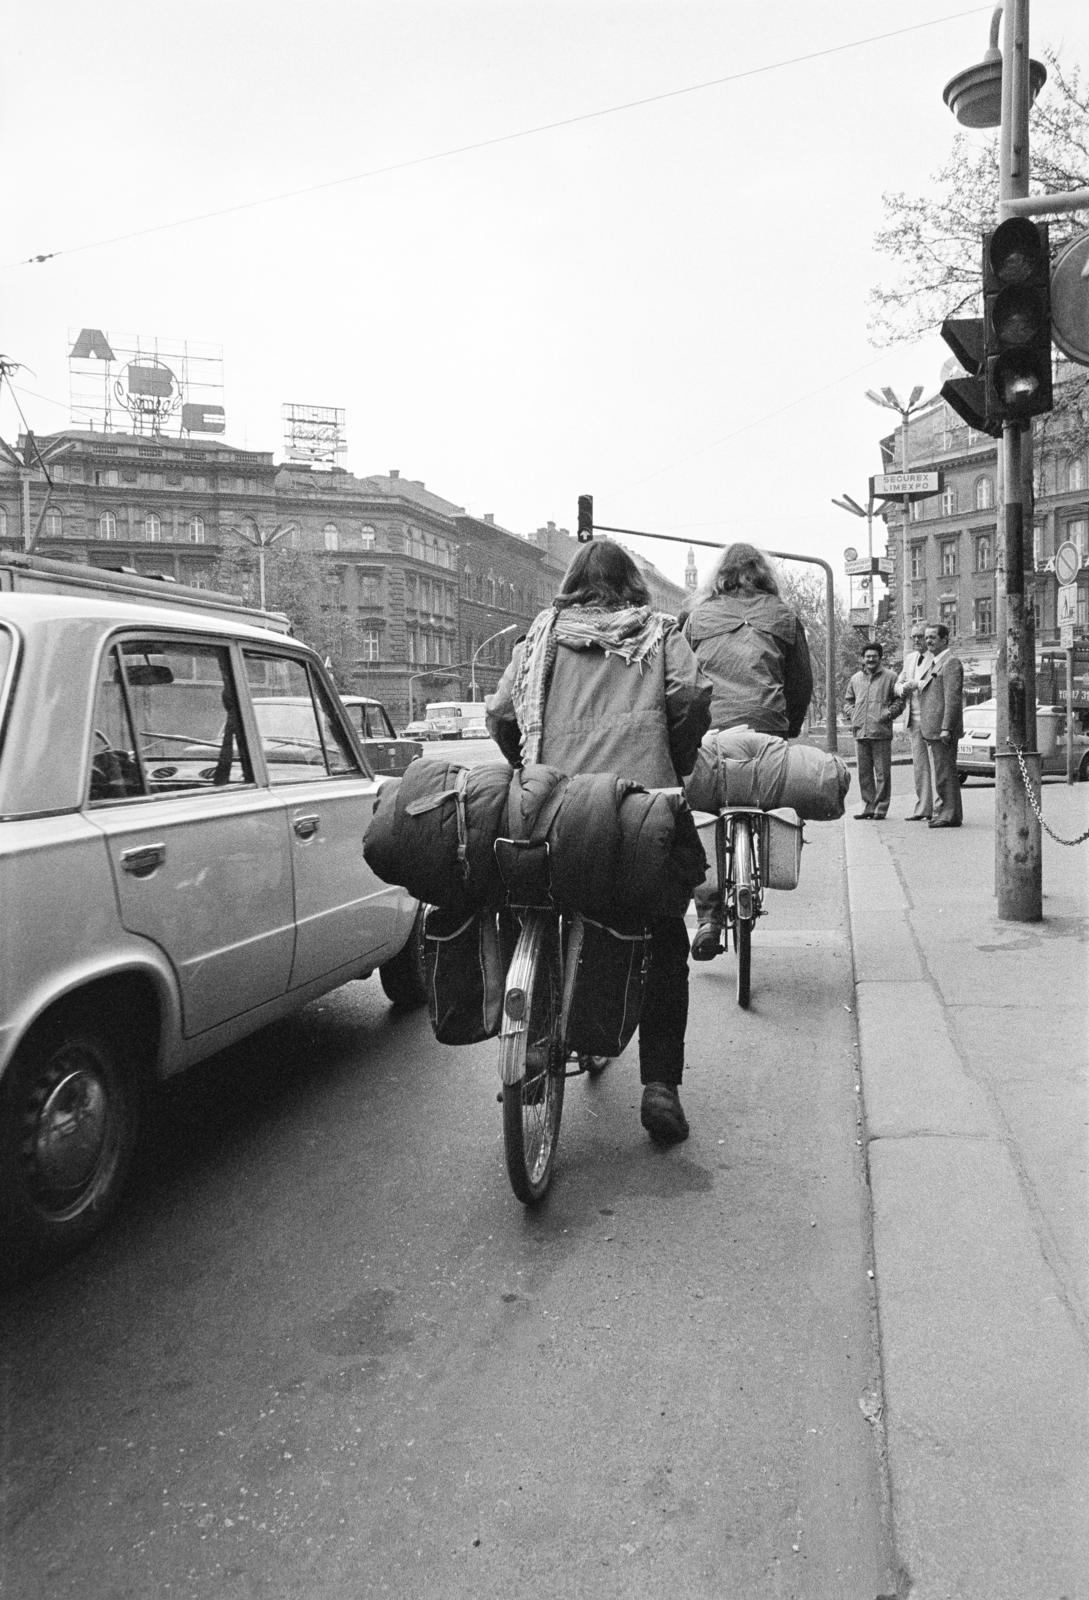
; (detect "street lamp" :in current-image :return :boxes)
[865,386,926,656]
[831,489,879,634]
[408,668,458,720]
[229,520,299,611]
[470,624,518,700]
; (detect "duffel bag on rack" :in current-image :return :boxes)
[562,916,651,1059]
[423,904,514,1046]
[363,759,513,913]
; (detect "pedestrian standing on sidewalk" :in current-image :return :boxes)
[843,642,903,820]
[894,622,934,821]
[918,622,964,828]
[679,542,812,957]
[486,539,711,1145]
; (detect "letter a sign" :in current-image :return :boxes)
[69,329,116,361]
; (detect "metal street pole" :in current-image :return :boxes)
[831,491,879,634]
[470,623,518,700]
[865,388,925,653]
[995,0,1042,920]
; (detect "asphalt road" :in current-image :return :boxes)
[1,744,901,1600]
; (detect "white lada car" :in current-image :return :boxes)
[0,589,424,1281]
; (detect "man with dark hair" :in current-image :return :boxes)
[843,640,902,821]
[919,623,964,828]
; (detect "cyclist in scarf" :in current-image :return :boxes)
[486,539,711,1146]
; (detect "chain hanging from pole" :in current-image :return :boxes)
[1011,744,1089,845]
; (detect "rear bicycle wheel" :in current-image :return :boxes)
[731,815,755,1009]
[499,915,566,1204]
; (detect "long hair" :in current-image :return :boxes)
[554,539,650,611]
[693,542,780,605]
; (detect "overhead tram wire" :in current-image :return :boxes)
[8,6,992,270]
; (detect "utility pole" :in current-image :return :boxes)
[995,0,1042,920]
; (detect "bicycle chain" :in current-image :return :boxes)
[1010,745,1089,847]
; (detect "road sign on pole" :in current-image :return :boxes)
[871,471,942,499]
[1050,231,1089,367]
[1055,540,1081,586]
[1058,583,1078,628]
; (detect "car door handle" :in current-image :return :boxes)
[120,843,166,876]
[293,814,319,839]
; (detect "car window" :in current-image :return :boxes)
[243,652,360,783]
[88,637,252,805]
[351,701,395,739]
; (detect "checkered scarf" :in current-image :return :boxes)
[511,603,666,764]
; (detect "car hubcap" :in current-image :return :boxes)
[30,1066,110,1199]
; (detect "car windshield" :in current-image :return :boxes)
[963,701,996,732]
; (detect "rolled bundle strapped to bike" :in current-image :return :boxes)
[685,727,850,821]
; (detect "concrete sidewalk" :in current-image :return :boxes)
[843,778,1089,1600]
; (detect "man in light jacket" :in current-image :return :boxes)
[843,641,903,820]
[918,622,965,828]
[895,622,934,821]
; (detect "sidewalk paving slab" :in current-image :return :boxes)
[844,779,1089,1600]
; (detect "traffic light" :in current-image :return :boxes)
[983,216,1053,424]
[577,493,594,542]
[940,315,999,437]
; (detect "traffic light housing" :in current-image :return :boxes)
[983,217,1053,425]
[940,315,1000,437]
[577,493,594,542]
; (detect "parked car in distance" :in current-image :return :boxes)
[0,586,427,1282]
[403,719,438,741]
[956,699,1089,782]
[257,694,422,777]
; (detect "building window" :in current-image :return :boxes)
[44,509,62,538]
[94,468,119,487]
[98,511,117,540]
[188,516,205,543]
[974,596,993,635]
[909,543,924,580]
[1068,518,1088,560]
[942,485,957,516]
[359,576,382,605]
[940,539,959,577]
[939,599,958,634]
[144,513,161,542]
[361,630,380,662]
[360,525,376,549]
[974,476,993,510]
[1033,523,1045,565]
[0,507,7,539]
[974,534,991,572]
[323,522,339,551]
[911,602,926,627]
[1066,456,1086,492]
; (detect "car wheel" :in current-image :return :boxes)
[0,1008,140,1282]
[957,771,968,786]
[379,905,428,1009]
[1078,753,1089,783]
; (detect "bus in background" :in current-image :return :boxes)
[424,700,490,739]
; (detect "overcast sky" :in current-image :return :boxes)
[3,0,1087,593]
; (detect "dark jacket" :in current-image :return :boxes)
[843,666,903,740]
[680,592,812,737]
[486,616,711,787]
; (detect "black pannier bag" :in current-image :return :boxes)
[561,916,651,1059]
[423,904,514,1046]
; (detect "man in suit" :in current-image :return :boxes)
[918,622,964,828]
[894,622,934,820]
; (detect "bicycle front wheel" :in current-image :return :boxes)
[500,915,566,1204]
[731,815,755,1009]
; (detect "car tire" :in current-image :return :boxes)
[1078,753,1089,783]
[957,771,968,786]
[0,1007,141,1283]
[379,905,428,1009]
